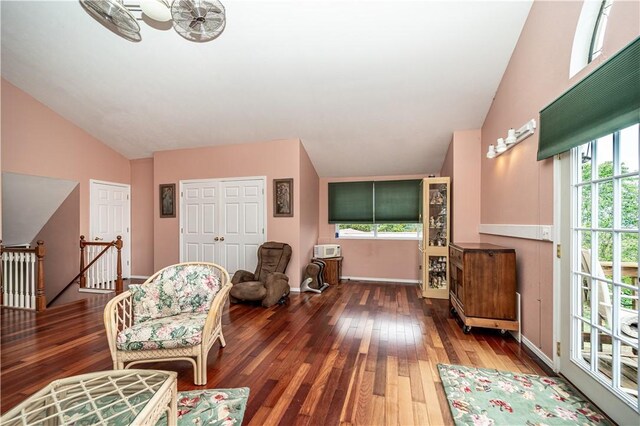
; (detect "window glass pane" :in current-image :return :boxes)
[620,233,638,287]
[620,177,639,229]
[596,134,614,179]
[578,321,593,367]
[578,142,593,183]
[618,286,638,335]
[619,124,639,174]
[596,332,614,387]
[596,232,614,273]
[595,280,613,331]
[338,224,374,237]
[618,339,639,403]
[428,256,447,290]
[589,0,612,61]
[579,184,592,228]
[597,181,613,228]
[579,232,592,274]
[579,274,592,321]
[377,224,421,239]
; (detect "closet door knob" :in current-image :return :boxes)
[220,236,225,241]
[214,237,219,241]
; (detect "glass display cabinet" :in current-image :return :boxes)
[420,177,450,299]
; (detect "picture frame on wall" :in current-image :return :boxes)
[273,178,293,217]
[159,183,176,218]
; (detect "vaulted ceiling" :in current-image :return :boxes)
[1,1,532,177]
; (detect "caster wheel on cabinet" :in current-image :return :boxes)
[463,325,472,334]
[450,306,456,316]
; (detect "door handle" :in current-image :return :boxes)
[214,237,219,241]
[220,236,225,241]
[94,237,103,241]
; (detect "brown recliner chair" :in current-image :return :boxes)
[229,242,292,307]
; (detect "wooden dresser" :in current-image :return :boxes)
[449,243,518,334]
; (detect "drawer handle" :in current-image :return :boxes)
[488,251,494,257]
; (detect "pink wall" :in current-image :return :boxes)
[480,0,640,358]
[318,174,429,281]
[152,139,304,287]
[298,143,319,279]
[131,158,155,276]
[1,79,131,237]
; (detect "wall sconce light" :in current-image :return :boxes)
[486,119,537,159]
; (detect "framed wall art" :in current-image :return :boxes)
[159,183,176,218]
[273,178,293,217]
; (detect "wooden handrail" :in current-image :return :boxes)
[47,236,123,307]
[0,240,46,311]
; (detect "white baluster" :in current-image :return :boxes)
[2,252,8,307]
[89,247,94,289]
[29,253,36,309]
[8,252,14,307]
[99,249,104,289]
[18,252,24,308]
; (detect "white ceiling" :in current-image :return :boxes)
[1,0,532,177]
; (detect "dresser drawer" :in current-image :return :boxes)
[449,245,463,266]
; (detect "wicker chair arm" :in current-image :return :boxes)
[103,291,134,356]
[202,283,232,343]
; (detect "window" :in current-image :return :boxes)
[589,0,613,63]
[571,123,639,407]
[337,223,422,240]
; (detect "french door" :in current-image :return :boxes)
[180,177,266,276]
[559,124,639,424]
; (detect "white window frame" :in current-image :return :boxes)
[335,223,422,241]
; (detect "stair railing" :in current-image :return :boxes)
[79,235,124,293]
[0,240,46,311]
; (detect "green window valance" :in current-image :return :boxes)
[537,37,640,160]
[328,179,421,224]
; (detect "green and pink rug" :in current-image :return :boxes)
[437,364,611,426]
[173,388,249,425]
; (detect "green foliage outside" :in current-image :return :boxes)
[580,159,639,311]
[338,224,419,233]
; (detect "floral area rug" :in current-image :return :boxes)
[437,364,611,426]
[159,388,250,426]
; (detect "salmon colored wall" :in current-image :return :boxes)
[32,185,80,303]
[452,130,481,243]
[131,158,155,276]
[299,143,319,281]
[1,79,131,237]
[318,174,429,282]
[480,1,640,358]
[152,139,303,287]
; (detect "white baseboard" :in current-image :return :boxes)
[509,292,522,343]
[129,275,150,280]
[521,335,555,370]
[479,224,554,242]
[289,288,301,293]
[341,276,420,284]
[78,288,114,294]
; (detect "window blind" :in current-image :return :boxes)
[328,181,374,224]
[537,37,640,160]
[328,179,421,224]
[374,180,421,223]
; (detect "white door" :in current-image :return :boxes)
[180,178,266,276]
[90,180,131,278]
[182,181,218,263]
[558,125,639,425]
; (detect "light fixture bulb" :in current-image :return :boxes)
[505,128,517,145]
[495,138,507,153]
[486,144,496,159]
[140,0,172,22]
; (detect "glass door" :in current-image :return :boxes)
[559,124,639,424]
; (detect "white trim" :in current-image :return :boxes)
[341,276,420,284]
[478,224,554,241]
[78,288,113,294]
[569,0,603,78]
[509,292,523,343]
[89,179,132,278]
[289,288,301,293]
[521,335,555,370]
[553,154,563,371]
[129,275,150,280]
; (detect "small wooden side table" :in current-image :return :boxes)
[314,256,343,285]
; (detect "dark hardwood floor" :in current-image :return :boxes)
[1,281,548,424]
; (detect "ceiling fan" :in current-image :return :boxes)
[80,0,226,42]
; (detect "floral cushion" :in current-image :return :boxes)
[153,264,221,314]
[130,280,181,325]
[116,313,207,351]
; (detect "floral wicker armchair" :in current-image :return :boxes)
[104,262,231,385]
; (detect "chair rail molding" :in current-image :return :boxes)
[478,224,554,242]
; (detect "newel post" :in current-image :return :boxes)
[35,240,46,312]
[79,236,86,288]
[115,236,123,294]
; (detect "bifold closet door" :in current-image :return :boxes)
[181,181,219,264]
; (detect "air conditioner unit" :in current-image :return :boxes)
[314,244,341,259]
